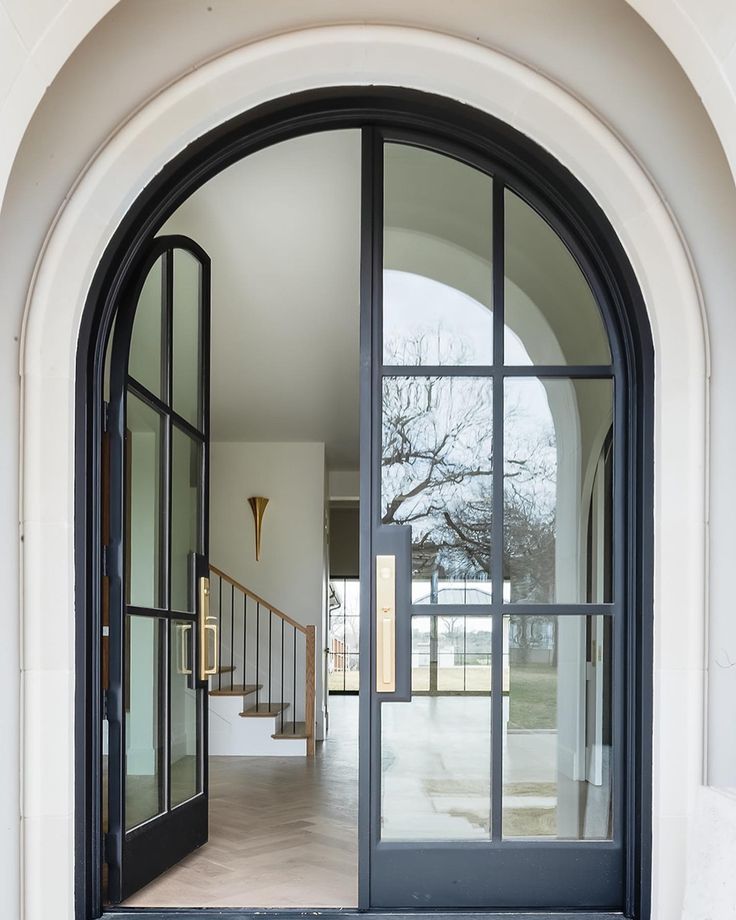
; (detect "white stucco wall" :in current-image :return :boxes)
[1,3,736,919]
[209,441,327,740]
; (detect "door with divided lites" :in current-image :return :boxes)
[361,130,623,910]
[106,235,212,903]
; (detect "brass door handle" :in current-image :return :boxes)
[376,555,396,692]
[199,576,218,680]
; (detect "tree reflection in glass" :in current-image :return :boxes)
[381,336,493,603]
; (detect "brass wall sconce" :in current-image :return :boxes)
[248,496,269,561]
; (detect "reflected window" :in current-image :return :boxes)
[328,579,360,693]
[503,614,613,839]
[504,379,613,604]
[382,616,492,840]
[384,144,493,365]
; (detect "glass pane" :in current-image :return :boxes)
[503,614,613,839]
[504,190,610,365]
[328,579,360,692]
[170,620,201,807]
[126,393,164,609]
[171,427,201,612]
[383,144,493,365]
[382,376,493,603]
[125,614,165,831]
[381,616,492,840]
[504,378,613,603]
[129,256,165,397]
[173,249,202,428]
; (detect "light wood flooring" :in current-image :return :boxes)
[120,696,358,908]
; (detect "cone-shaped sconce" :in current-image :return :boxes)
[248,497,269,562]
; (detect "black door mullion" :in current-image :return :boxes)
[127,377,206,443]
[381,364,614,378]
[490,177,505,841]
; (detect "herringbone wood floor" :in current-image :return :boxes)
[120,697,358,908]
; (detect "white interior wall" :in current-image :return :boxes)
[209,441,327,739]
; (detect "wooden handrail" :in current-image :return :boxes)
[209,564,308,635]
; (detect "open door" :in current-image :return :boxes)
[106,236,211,902]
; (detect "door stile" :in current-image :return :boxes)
[358,125,380,910]
[490,176,505,842]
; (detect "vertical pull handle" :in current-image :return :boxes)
[376,555,396,693]
[199,576,218,680]
[177,622,192,675]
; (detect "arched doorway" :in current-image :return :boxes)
[79,88,653,918]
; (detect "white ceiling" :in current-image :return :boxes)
[163,130,362,468]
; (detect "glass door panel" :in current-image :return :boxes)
[173,249,203,427]
[381,615,492,841]
[381,376,493,603]
[124,615,165,831]
[504,189,610,366]
[503,378,613,604]
[171,427,202,613]
[128,256,165,398]
[503,614,613,839]
[383,144,493,366]
[107,236,211,903]
[126,393,165,609]
[366,131,623,911]
[170,619,201,808]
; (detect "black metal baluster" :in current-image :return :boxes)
[293,626,297,734]
[230,583,235,691]
[218,576,223,691]
[255,602,260,707]
[280,618,285,733]
[268,610,272,713]
[242,591,246,692]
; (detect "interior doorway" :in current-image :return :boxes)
[89,89,652,918]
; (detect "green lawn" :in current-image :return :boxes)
[507,663,557,729]
[330,662,557,731]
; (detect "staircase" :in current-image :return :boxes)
[208,565,316,757]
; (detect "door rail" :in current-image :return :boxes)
[208,565,316,755]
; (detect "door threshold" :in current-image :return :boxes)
[103,910,625,919]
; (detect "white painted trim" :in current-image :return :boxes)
[19,25,707,920]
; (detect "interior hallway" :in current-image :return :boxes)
[120,696,358,908]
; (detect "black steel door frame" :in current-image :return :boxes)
[76,87,654,920]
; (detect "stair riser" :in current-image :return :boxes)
[208,695,306,756]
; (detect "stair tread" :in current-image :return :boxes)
[272,721,309,740]
[209,683,261,697]
[241,703,290,717]
[217,665,236,674]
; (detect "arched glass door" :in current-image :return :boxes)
[362,132,623,909]
[106,236,211,902]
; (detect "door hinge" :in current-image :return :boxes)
[101,544,110,578]
[102,401,110,433]
[102,688,109,721]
